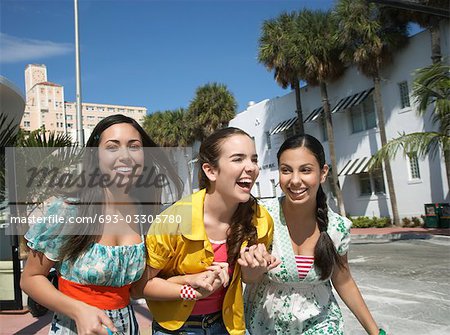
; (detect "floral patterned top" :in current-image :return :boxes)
[25,198,146,287]
[244,197,352,335]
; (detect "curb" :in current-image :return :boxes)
[350,233,450,243]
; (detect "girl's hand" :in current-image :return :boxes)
[238,244,281,282]
[206,262,230,288]
[73,302,117,335]
[188,269,227,299]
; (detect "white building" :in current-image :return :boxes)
[229,24,449,219]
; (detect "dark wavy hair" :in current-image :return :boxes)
[59,114,183,261]
[277,134,344,280]
[198,127,258,264]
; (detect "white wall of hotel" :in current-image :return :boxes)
[229,25,449,219]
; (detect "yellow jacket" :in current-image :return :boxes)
[145,189,273,335]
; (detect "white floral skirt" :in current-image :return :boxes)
[244,278,344,335]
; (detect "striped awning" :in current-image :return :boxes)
[304,87,374,123]
[331,87,374,114]
[303,105,324,123]
[338,156,371,176]
[270,117,298,135]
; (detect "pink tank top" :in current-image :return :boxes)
[191,241,233,315]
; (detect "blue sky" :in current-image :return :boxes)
[0,0,416,114]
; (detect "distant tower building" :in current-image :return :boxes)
[25,64,48,93]
[20,64,147,141]
[22,64,65,132]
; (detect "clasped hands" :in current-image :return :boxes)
[185,262,230,299]
[237,243,281,282]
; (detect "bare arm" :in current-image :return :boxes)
[331,254,379,335]
[131,266,223,301]
[20,250,115,335]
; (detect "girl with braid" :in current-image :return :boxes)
[244,134,384,335]
[133,127,279,335]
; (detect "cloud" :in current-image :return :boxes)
[0,33,73,64]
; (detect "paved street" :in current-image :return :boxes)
[340,238,450,335]
[1,236,449,334]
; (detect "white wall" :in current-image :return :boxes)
[230,24,449,219]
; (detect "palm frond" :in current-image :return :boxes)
[369,132,448,170]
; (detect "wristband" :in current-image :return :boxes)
[379,329,386,335]
[180,284,197,301]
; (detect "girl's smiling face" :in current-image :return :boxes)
[278,146,328,206]
[98,123,144,188]
[205,134,259,203]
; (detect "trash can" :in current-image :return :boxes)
[424,204,439,228]
[438,203,450,228]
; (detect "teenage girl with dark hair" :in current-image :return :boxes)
[244,134,384,335]
[21,114,182,335]
[133,127,279,335]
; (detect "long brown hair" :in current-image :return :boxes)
[59,114,183,261]
[277,134,344,280]
[198,127,258,264]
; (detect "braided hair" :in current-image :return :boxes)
[277,134,344,280]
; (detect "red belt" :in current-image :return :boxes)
[58,276,131,310]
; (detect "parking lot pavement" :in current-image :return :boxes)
[339,239,450,335]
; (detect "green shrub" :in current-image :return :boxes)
[402,217,412,227]
[350,216,391,228]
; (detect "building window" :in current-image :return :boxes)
[265,131,271,149]
[350,95,376,133]
[372,169,385,194]
[118,108,125,113]
[98,107,104,112]
[359,173,372,196]
[66,115,73,121]
[67,123,73,129]
[255,182,261,198]
[107,107,115,112]
[408,153,421,180]
[24,121,31,127]
[358,169,385,196]
[270,179,277,197]
[398,81,411,109]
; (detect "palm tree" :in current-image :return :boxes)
[0,114,20,210]
[374,0,449,64]
[258,12,305,134]
[370,61,450,191]
[296,9,347,216]
[336,0,409,225]
[4,126,79,258]
[187,83,237,141]
[143,108,194,147]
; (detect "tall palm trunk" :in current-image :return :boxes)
[444,149,450,193]
[320,82,346,216]
[373,75,400,226]
[429,17,442,64]
[293,80,305,135]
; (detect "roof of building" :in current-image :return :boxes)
[37,81,62,87]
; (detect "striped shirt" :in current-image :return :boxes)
[294,255,314,279]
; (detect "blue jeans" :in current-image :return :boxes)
[152,315,228,335]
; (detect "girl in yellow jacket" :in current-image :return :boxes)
[132,127,280,335]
